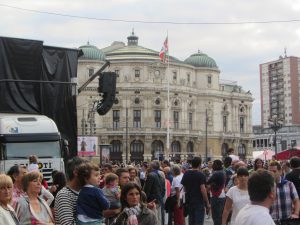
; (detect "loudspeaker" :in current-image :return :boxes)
[97,72,116,115]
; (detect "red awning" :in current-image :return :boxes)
[276,149,300,160]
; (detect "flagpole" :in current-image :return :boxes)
[166,34,170,161]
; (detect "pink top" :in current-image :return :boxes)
[11,183,26,209]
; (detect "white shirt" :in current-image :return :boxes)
[235,204,275,225]
[229,154,239,161]
[40,186,54,206]
[0,204,18,225]
[226,186,250,225]
[171,173,183,196]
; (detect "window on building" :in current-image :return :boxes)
[111,140,121,153]
[88,68,94,77]
[174,111,179,129]
[171,141,180,153]
[131,140,144,153]
[113,110,120,129]
[173,71,177,80]
[238,144,246,160]
[208,75,212,84]
[189,112,193,130]
[115,70,120,77]
[240,117,244,133]
[223,116,227,132]
[154,110,161,128]
[135,70,140,78]
[253,140,256,148]
[291,140,297,147]
[187,73,190,83]
[281,140,287,150]
[264,139,268,147]
[260,139,264,147]
[133,110,141,128]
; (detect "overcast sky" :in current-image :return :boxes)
[2,0,300,125]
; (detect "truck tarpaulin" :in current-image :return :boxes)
[0,36,80,158]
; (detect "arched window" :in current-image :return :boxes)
[130,140,144,162]
[221,143,229,157]
[131,140,143,153]
[238,144,246,159]
[187,141,194,160]
[111,140,122,152]
[171,141,181,153]
[151,140,164,160]
[171,141,181,162]
[110,140,122,162]
[187,142,193,152]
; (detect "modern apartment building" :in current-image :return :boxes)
[260,56,300,128]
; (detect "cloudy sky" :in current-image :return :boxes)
[2,0,300,125]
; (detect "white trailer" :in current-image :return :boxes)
[0,113,66,184]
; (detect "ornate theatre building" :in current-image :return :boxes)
[77,31,254,162]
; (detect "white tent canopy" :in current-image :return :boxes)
[252,149,275,160]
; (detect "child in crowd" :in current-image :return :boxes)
[77,162,110,225]
[28,155,39,172]
[102,173,121,209]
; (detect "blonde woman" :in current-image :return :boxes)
[16,171,54,225]
[0,174,19,225]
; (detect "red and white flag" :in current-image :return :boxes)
[159,37,168,63]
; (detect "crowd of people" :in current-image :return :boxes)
[0,150,300,225]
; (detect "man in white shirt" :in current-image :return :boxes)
[235,170,276,225]
[227,148,239,161]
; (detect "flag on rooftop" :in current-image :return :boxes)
[159,37,168,63]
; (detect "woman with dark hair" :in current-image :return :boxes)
[113,182,157,225]
[253,158,264,171]
[128,167,141,187]
[49,171,67,214]
[222,167,250,225]
[7,165,27,209]
[28,155,38,172]
[207,159,226,225]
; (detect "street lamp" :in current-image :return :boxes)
[268,116,283,155]
[205,109,208,162]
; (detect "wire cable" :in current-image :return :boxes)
[1,3,300,25]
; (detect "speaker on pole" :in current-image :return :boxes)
[96,72,116,115]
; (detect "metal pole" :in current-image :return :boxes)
[126,107,128,164]
[274,129,277,155]
[166,55,170,160]
[205,109,208,162]
[82,109,85,135]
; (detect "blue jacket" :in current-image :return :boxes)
[77,185,110,220]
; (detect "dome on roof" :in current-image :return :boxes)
[79,42,106,61]
[184,51,217,68]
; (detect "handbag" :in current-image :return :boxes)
[164,195,177,213]
[180,193,189,217]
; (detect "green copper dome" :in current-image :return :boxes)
[79,42,106,61]
[184,51,217,68]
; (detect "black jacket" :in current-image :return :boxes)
[143,171,165,203]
